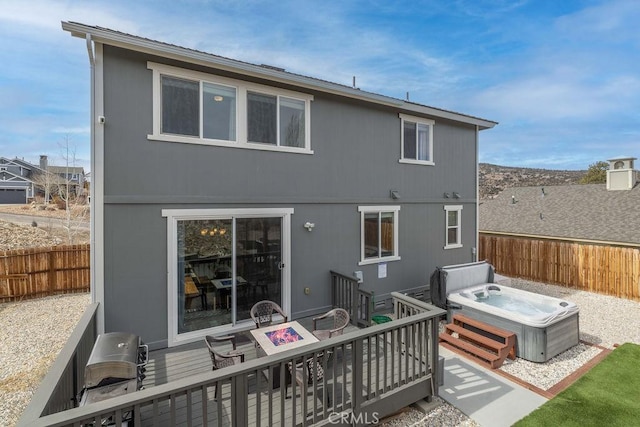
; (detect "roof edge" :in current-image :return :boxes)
[62,21,497,130]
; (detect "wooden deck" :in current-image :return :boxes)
[19,295,443,427]
[140,316,432,426]
[141,317,358,426]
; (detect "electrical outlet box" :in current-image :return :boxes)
[354,271,363,283]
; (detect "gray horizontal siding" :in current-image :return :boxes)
[101,45,480,347]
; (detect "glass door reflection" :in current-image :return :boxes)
[177,217,282,334]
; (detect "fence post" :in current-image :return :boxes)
[48,249,57,295]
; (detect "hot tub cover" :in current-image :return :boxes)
[429,261,495,309]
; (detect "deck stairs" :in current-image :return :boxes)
[439,314,517,369]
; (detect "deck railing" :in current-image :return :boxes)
[19,302,98,425]
[330,270,373,328]
[392,291,446,387]
[20,301,444,427]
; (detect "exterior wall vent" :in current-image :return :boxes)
[606,156,637,190]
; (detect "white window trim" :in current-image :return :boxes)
[444,205,463,249]
[358,205,401,265]
[148,62,313,154]
[399,113,434,166]
[162,207,293,347]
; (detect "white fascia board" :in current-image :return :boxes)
[62,22,497,130]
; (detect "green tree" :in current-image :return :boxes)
[580,161,609,184]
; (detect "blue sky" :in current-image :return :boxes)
[1,0,639,172]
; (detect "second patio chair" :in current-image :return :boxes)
[204,335,245,400]
[312,308,350,341]
[286,354,332,407]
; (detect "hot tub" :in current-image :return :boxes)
[447,284,579,362]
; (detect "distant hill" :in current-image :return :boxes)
[479,163,586,199]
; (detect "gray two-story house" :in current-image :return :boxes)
[0,155,86,203]
[0,157,39,203]
[63,22,496,350]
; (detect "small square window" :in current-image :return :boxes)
[359,206,400,265]
[399,114,434,165]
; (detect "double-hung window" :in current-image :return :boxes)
[358,206,400,265]
[149,62,312,154]
[444,205,463,249]
[399,113,434,165]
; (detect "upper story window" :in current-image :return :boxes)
[444,205,463,249]
[149,62,313,154]
[399,113,434,165]
[247,92,305,148]
[358,206,401,265]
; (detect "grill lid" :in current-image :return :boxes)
[84,332,143,388]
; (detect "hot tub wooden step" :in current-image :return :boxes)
[439,314,516,369]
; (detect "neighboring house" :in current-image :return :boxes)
[479,156,640,300]
[63,22,497,350]
[39,155,87,197]
[0,155,86,203]
[480,156,640,245]
[0,157,37,203]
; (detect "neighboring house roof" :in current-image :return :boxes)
[48,166,85,175]
[0,157,36,171]
[62,21,497,131]
[479,184,640,246]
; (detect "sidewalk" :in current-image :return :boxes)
[438,346,547,427]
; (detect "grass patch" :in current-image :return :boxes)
[514,343,640,426]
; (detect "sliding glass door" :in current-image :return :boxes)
[165,208,291,345]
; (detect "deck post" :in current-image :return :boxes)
[231,375,249,427]
[351,338,364,424]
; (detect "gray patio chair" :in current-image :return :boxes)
[312,308,350,341]
[286,353,332,407]
[204,335,245,400]
[250,300,288,328]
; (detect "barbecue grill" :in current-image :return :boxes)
[79,332,148,408]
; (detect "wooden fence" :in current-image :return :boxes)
[479,233,640,301]
[0,244,90,302]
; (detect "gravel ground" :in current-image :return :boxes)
[0,221,65,250]
[0,204,90,249]
[3,278,640,427]
[0,293,90,427]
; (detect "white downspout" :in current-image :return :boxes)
[474,124,479,263]
[86,34,105,334]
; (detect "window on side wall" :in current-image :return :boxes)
[444,205,463,249]
[149,62,313,154]
[358,206,401,265]
[399,113,434,165]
